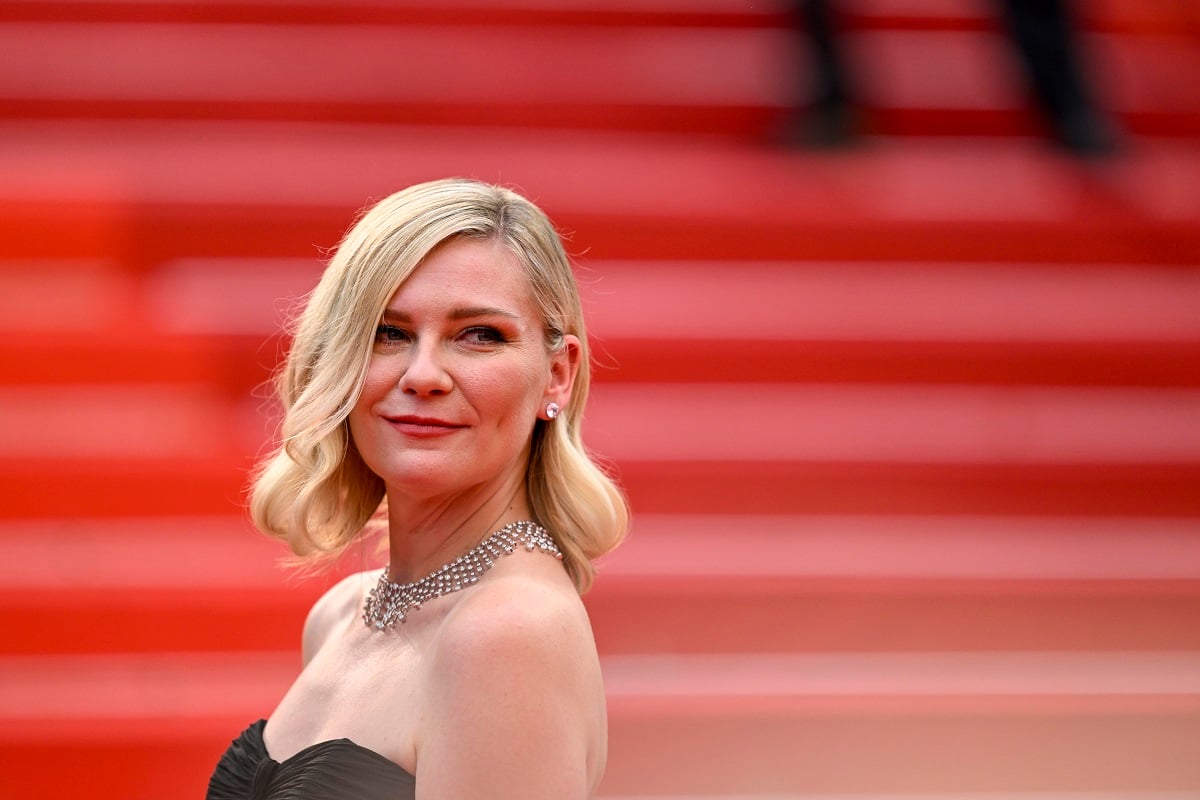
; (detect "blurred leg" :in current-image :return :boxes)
[782,0,862,147]
[998,0,1118,154]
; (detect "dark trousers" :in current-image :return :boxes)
[790,0,1115,153]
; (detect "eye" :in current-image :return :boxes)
[374,324,410,345]
[461,326,507,346]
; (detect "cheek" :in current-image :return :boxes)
[459,362,544,423]
[356,352,406,406]
[348,366,389,436]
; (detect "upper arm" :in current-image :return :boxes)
[415,586,605,799]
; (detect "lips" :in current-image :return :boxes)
[383,415,466,436]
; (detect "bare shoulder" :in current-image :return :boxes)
[301,570,379,665]
[417,567,607,798]
[436,566,597,674]
[460,573,588,647]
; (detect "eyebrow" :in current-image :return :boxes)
[381,306,521,322]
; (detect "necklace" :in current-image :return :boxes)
[362,520,562,630]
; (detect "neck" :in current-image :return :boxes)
[363,520,561,630]
[382,472,532,583]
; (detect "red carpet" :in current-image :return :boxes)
[1,1,1198,796]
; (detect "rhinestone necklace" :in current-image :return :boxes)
[362,520,562,630]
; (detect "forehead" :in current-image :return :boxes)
[385,237,537,313]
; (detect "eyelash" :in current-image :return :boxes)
[463,326,507,345]
[373,325,508,346]
[374,324,409,344]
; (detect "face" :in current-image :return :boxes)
[348,237,578,501]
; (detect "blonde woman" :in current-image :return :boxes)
[208,178,628,799]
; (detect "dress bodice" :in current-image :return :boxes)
[207,719,416,800]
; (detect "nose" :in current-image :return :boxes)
[397,340,453,396]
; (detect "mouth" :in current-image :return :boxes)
[383,415,466,435]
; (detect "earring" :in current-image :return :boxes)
[545,402,560,419]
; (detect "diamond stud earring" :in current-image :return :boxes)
[545,402,560,419]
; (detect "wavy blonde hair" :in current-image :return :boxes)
[249,178,628,592]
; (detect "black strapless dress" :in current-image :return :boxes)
[207,719,416,799]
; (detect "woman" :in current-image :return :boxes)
[208,178,629,799]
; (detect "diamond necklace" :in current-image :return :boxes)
[362,520,562,630]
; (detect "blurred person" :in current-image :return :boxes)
[207,178,628,799]
[784,0,1119,155]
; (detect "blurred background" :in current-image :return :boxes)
[1,0,1199,797]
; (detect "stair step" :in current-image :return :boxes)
[0,329,278,390]
[5,0,1197,38]
[67,256,1200,344]
[5,258,1198,389]
[4,121,1198,264]
[620,461,1200,516]
[3,515,1196,654]
[6,578,1198,656]
[6,460,1196,518]
[586,383,1200,464]
[582,260,1200,347]
[0,20,1195,139]
[0,384,243,460]
[8,383,1195,464]
[0,0,792,28]
[4,650,1196,718]
[2,383,1197,516]
[4,331,1198,391]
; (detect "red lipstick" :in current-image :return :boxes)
[384,415,465,437]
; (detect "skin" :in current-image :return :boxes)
[262,238,607,798]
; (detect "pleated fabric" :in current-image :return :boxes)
[207,719,416,800]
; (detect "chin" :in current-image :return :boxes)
[377,460,483,496]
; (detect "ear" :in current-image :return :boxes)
[542,334,582,418]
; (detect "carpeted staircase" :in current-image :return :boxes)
[1,0,1198,797]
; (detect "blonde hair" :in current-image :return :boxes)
[249,178,628,592]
